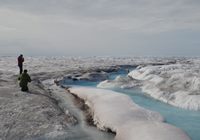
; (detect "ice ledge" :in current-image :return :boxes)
[69,87,190,140]
[128,65,200,111]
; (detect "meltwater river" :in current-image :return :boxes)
[62,69,200,140]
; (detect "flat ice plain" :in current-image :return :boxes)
[0,56,198,139]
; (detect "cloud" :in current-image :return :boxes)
[0,0,200,33]
[0,0,200,56]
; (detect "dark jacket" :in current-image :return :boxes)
[18,56,24,66]
[19,73,31,87]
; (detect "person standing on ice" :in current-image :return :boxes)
[19,69,31,92]
[18,54,24,74]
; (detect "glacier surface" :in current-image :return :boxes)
[0,56,197,139]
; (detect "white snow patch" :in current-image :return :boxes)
[69,87,190,140]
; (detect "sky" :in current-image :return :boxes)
[0,0,200,57]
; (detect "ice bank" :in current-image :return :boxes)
[97,76,141,89]
[69,87,190,140]
[128,63,200,110]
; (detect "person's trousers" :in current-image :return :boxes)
[19,65,23,74]
[21,86,28,92]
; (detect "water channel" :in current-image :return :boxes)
[62,69,200,140]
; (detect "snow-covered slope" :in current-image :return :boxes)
[69,87,190,140]
[128,59,200,110]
